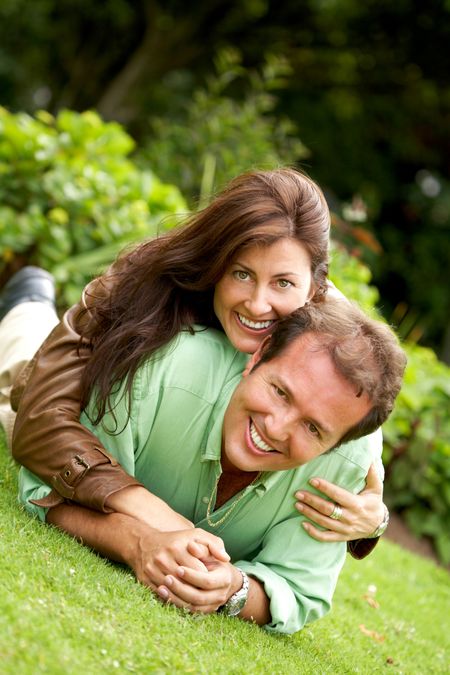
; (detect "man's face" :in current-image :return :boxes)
[221,333,372,473]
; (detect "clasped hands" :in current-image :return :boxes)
[129,524,243,614]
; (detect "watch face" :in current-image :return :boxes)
[221,569,249,616]
[227,591,247,616]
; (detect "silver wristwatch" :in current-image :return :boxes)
[219,568,249,616]
[369,504,390,538]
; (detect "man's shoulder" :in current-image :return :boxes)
[334,428,383,468]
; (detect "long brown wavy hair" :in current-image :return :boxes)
[79,168,331,422]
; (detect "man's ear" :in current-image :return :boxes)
[242,336,272,377]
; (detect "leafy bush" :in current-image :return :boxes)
[0,107,186,305]
[382,344,450,564]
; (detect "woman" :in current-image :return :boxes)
[10,168,387,556]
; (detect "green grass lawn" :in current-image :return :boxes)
[1,435,449,674]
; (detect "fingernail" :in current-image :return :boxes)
[177,567,185,577]
[296,491,305,500]
[302,521,310,531]
[296,503,304,512]
[158,587,169,599]
[165,575,174,586]
[309,478,319,487]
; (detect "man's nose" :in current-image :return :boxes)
[244,287,272,316]
[265,410,296,443]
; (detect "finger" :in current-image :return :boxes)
[187,541,211,560]
[151,549,208,578]
[301,521,348,543]
[194,537,229,562]
[295,490,353,520]
[161,575,226,609]
[176,565,228,591]
[306,477,356,508]
[156,584,192,610]
[295,501,348,530]
[362,464,383,494]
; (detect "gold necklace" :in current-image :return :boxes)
[206,471,261,528]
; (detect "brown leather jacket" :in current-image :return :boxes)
[11,286,378,559]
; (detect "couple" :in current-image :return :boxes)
[2,169,406,634]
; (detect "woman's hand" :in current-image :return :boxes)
[295,464,385,542]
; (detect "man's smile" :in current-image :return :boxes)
[247,419,278,454]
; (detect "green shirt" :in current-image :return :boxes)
[19,327,382,635]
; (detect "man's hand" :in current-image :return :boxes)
[156,559,243,613]
[129,527,230,592]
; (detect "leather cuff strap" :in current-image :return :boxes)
[50,448,119,500]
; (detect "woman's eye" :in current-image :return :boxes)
[233,270,250,281]
[277,279,293,289]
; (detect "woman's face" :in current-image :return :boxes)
[214,238,314,353]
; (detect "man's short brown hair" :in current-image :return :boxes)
[259,297,407,445]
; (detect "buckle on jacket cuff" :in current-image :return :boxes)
[51,450,117,499]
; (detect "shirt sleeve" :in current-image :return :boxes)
[235,518,346,634]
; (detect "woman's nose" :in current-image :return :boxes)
[244,288,272,316]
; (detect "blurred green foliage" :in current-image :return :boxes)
[140,49,309,207]
[0,107,186,305]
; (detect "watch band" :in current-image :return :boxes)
[369,504,390,538]
[219,568,249,616]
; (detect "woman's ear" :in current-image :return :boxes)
[242,336,272,376]
[306,280,316,303]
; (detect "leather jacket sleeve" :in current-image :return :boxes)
[347,537,379,559]
[11,282,143,513]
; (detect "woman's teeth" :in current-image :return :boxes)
[250,422,274,452]
[238,314,273,330]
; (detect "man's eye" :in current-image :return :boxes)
[306,422,319,436]
[273,385,287,399]
[233,270,250,281]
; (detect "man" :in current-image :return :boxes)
[16,288,406,634]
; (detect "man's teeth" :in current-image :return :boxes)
[250,422,274,452]
[238,314,273,330]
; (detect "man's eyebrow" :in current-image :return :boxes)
[276,375,333,438]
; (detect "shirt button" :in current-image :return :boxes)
[202,496,209,504]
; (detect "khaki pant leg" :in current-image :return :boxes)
[0,302,59,447]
